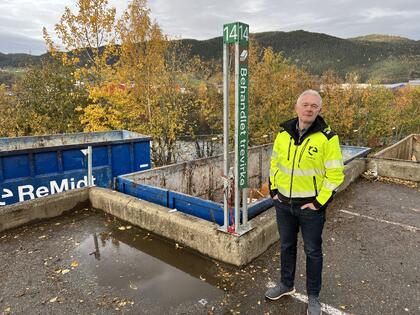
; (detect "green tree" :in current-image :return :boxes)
[358,84,396,147]
[0,84,22,137]
[14,58,89,135]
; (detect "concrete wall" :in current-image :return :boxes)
[370,135,419,181]
[0,188,89,233]
[122,143,371,201]
[0,130,148,151]
[414,135,420,161]
[375,134,419,161]
[367,158,420,182]
[339,159,367,192]
[122,144,272,202]
[89,187,278,267]
[90,160,365,266]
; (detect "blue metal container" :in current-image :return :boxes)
[0,130,151,206]
[116,145,371,226]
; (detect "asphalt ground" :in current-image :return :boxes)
[1,178,419,315]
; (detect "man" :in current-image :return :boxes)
[265,90,344,315]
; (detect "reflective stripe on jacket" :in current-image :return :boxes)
[269,116,344,209]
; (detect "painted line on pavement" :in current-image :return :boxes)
[293,292,350,315]
[339,209,420,232]
[266,282,350,315]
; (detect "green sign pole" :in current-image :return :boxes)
[222,22,250,234]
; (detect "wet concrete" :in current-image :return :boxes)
[0,209,225,314]
[74,223,222,310]
[1,178,419,315]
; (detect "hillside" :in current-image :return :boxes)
[349,34,415,43]
[179,31,420,83]
[1,31,420,83]
[0,52,42,67]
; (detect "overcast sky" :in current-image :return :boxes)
[1,0,420,55]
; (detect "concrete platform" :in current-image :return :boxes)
[0,159,367,267]
[1,178,419,315]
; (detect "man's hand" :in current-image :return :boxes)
[272,194,279,200]
[301,203,317,210]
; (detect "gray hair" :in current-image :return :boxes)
[296,89,322,107]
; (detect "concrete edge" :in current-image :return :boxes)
[89,187,278,267]
[86,158,365,266]
[366,157,420,182]
[0,158,368,266]
[338,159,367,193]
[0,188,90,233]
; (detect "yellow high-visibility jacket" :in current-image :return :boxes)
[269,116,344,209]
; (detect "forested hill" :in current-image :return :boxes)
[2,31,420,83]
[0,52,41,67]
[180,31,420,83]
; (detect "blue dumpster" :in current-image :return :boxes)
[116,145,371,225]
[0,130,151,206]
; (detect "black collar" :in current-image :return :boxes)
[281,116,328,145]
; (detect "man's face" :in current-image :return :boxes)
[295,94,322,125]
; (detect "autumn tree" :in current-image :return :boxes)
[43,0,119,133]
[0,57,88,137]
[38,0,417,162]
[320,71,400,147]
[14,58,88,135]
[43,0,117,83]
[320,71,359,144]
[0,84,22,137]
[248,46,315,145]
[358,84,396,147]
[175,56,223,159]
[391,86,420,139]
[45,0,204,165]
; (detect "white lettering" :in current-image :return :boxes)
[50,179,69,194]
[36,186,49,197]
[70,178,76,189]
[18,185,35,202]
[237,62,248,188]
[76,176,87,188]
[13,175,98,204]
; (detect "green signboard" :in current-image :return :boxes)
[222,21,251,232]
[223,22,249,189]
[223,22,249,44]
[237,40,249,188]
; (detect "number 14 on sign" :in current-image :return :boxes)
[223,22,249,44]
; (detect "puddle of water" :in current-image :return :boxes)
[74,220,223,310]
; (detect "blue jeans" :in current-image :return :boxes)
[274,199,326,297]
